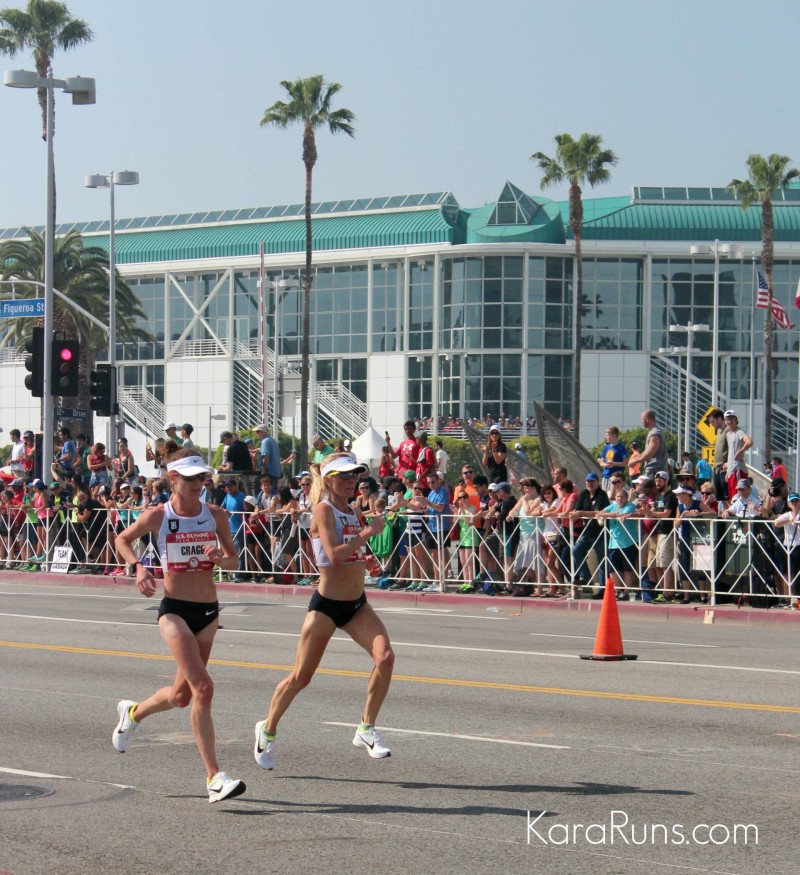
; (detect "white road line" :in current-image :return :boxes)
[530,633,718,648]
[324,721,570,749]
[5,611,800,676]
[0,765,134,789]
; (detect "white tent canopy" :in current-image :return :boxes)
[350,420,387,467]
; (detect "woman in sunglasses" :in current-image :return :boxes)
[113,448,245,804]
[254,452,394,768]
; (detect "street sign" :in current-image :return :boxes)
[0,299,45,319]
[696,406,718,445]
[55,407,88,421]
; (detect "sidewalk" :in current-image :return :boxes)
[3,567,799,626]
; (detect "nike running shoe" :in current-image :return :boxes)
[253,720,275,770]
[421,584,440,593]
[112,699,140,752]
[207,771,246,803]
[352,726,391,759]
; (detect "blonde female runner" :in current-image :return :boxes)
[113,449,246,803]
[254,452,395,767]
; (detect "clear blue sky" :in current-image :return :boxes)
[1,0,799,228]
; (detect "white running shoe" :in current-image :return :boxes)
[253,720,275,769]
[207,771,246,804]
[112,699,141,752]
[352,726,391,758]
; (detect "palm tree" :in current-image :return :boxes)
[727,154,799,459]
[0,228,150,435]
[260,75,355,464]
[0,0,93,222]
[531,133,618,440]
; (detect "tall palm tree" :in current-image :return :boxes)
[0,0,93,222]
[531,133,618,440]
[260,75,355,464]
[0,228,150,435]
[727,154,799,459]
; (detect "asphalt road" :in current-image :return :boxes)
[1,578,799,875]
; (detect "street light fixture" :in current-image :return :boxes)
[689,240,744,407]
[258,274,300,441]
[85,170,140,448]
[4,67,96,468]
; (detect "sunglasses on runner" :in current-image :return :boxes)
[329,471,357,480]
[179,474,206,483]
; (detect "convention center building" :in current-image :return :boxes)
[2,181,800,458]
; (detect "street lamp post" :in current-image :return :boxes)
[85,171,140,449]
[669,322,709,457]
[689,240,743,407]
[258,273,299,441]
[4,67,96,469]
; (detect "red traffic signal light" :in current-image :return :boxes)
[51,338,80,397]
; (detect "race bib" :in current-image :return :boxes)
[165,530,216,573]
[342,522,365,562]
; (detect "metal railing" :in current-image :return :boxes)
[119,387,165,438]
[3,504,798,611]
[314,382,368,440]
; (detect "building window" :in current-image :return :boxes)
[123,277,165,361]
[409,261,434,351]
[527,354,572,420]
[311,265,368,355]
[581,258,643,350]
[527,257,572,350]
[372,262,403,352]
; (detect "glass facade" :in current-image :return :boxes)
[109,250,800,434]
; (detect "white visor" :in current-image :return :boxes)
[321,454,368,478]
[167,455,213,477]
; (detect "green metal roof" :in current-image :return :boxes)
[579,202,800,242]
[83,208,459,264]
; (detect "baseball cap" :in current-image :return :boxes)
[244,438,253,445]
[243,495,258,506]
[788,493,800,502]
[673,485,692,495]
[49,481,61,488]
[23,429,34,438]
[585,472,599,482]
[119,482,131,490]
[495,482,511,492]
[166,455,214,477]
[297,471,311,479]
[219,431,232,441]
[514,442,522,449]
[489,425,502,436]
[724,409,737,419]
[321,455,368,477]
[224,477,238,486]
[488,483,500,492]
[31,478,45,489]
[418,431,429,442]
[10,478,24,487]
[254,423,269,433]
[736,478,751,490]
[655,471,669,480]
[634,475,653,485]
[403,470,416,480]
[163,421,178,430]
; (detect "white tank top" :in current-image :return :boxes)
[157,500,217,574]
[312,499,364,567]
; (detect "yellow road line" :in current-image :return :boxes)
[3,639,799,714]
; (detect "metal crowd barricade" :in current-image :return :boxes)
[4,503,798,609]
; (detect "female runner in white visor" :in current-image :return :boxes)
[113,448,246,803]
[254,452,395,768]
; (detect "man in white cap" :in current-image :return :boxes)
[723,410,752,500]
[163,422,183,446]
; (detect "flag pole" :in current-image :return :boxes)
[795,272,800,486]
[749,254,756,444]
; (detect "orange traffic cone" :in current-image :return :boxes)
[579,579,637,661]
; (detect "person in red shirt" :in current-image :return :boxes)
[386,421,418,478]
[414,431,436,489]
[772,457,788,483]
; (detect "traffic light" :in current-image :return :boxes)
[51,338,80,396]
[89,364,117,416]
[24,326,45,397]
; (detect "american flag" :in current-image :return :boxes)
[757,271,795,329]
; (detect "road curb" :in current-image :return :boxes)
[3,569,799,625]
